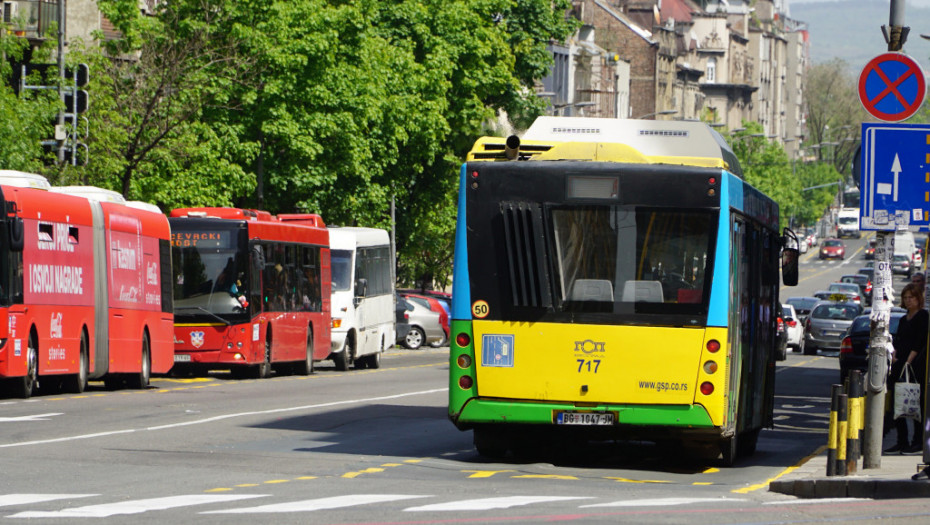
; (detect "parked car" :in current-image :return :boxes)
[401,298,446,350]
[798,238,809,254]
[857,267,875,283]
[839,274,873,305]
[864,239,877,260]
[892,253,913,277]
[402,293,449,347]
[840,311,906,381]
[395,294,411,346]
[785,296,819,324]
[782,303,803,352]
[776,308,788,361]
[397,289,452,318]
[827,282,864,305]
[819,239,846,260]
[805,228,819,247]
[803,301,862,355]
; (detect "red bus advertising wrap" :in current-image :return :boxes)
[0,180,174,398]
[169,208,331,377]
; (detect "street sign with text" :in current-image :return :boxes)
[860,122,930,231]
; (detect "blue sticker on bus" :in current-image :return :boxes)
[482,334,515,367]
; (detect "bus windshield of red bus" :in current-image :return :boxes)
[550,206,714,312]
[171,226,249,317]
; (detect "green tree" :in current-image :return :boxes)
[804,59,865,180]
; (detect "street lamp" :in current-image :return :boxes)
[635,109,677,119]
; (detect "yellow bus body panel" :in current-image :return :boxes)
[472,321,728,426]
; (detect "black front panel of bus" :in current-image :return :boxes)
[465,161,721,327]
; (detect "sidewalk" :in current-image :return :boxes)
[769,437,930,499]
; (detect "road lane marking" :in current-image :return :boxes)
[9,494,267,518]
[0,413,62,422]
[731,444,828,494]
[405,496,591,512]
[0,388,447,449]
[203,494,427,514]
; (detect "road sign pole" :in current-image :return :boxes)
[864,232,894,468]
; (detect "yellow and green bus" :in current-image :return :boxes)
[448,117,798,465]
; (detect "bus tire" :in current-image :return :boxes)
[13,332,39,399]
[255,334,272,379]
[404,326,425,350]
[295,328,314,376]
[719,434,738,467]
[737,429,760,457]
[63,331,89,394]
[333,334,352,371]
[128,334,151,389]
[474,426,509,458]
[367,350,381,369]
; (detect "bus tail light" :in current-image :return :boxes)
[703,361,718,374]
[706,340,721,353]
[455,333,471,348]
[457,354,471,368]
[459,375,473,389]
[700,382,714,395]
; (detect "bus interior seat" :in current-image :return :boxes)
[621,280,664,303]
[569,279,615,302]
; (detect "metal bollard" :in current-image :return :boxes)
[827,384,841,476]
[847,370,864,473]
[837,393,848,476]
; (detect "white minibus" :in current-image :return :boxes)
[328,227,395,370]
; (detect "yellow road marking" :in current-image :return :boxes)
[463,470,516,478]
[205,488,232,492]
[604,477,671,484]
[263,479,289,484]
[512,474,578,480]
[342,468,385,478]
[732,444,827,494]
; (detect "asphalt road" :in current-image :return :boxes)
[1,239,927,523]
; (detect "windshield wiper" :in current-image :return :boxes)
[174,306,232,326]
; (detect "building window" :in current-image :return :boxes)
[706,58,716,84]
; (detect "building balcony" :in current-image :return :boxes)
[2,0,58,39]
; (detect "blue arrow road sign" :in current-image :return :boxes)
[860,122,930,231]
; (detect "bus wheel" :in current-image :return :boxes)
[128,335,151,389]
[404,327,425,350]
[366,351,381,369]
[737,429,760,457]
[295,329,314,376]
[474,426,509,458]
[719,434,738,467]
[63,332,89,394]
[333,335,352,371]
[13,333,39,399]
[256,336,272,379]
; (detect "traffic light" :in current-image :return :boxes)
[71,63,89,88]
[64,89,89,115]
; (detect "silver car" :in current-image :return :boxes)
[802,301,862,355]
[402,299,445,350]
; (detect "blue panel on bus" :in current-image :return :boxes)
[451,164,472,321]
[482,334,515,367]
[707,171,732,328]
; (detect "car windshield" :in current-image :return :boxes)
[828,283,859,294]
[824,240,843,247]
[812,304,861,320]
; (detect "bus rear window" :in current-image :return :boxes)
[551,206,714,312]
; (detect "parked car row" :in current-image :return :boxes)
[395,291,450,350]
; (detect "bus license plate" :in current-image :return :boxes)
[174,354,192,363]
[556,412,614,426]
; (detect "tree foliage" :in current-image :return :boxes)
[2,0,577,288]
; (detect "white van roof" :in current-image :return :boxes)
[0,170,52,190]
[327,227,389,250]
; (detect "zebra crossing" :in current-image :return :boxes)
[0,492,748,518]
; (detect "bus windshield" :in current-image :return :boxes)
[551,206,713,311]
[171,226,249,317]
[331,249,353,292]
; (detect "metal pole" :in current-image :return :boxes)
[864,232,894,468]
[56,0,66,165]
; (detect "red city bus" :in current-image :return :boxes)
[0,176,174,398]
[169,208,331,377]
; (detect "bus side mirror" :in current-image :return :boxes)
[781,227,799,286]
[782,248,799,286]
[355,278,368,298]
[8,217,23,252]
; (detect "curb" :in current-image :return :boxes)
[770,477,930,499]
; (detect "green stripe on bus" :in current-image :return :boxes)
[457,399,715,427]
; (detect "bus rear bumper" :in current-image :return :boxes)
[451,398,719,440]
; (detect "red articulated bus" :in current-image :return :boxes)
[0,174,174,398]
[169,208,331,377]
